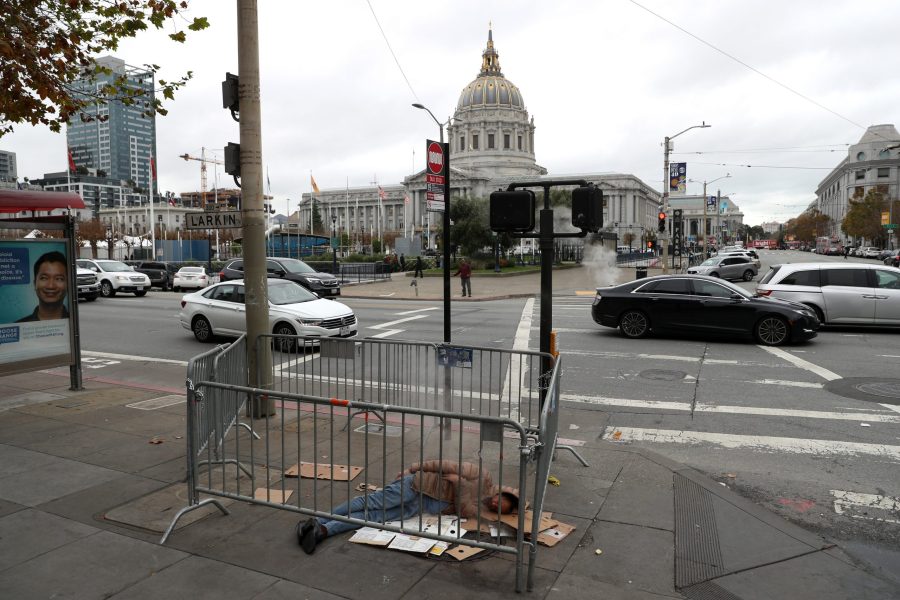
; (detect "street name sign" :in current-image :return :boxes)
[186,211,243,230]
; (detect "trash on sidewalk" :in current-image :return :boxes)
[354,482,380,492]
[537,522,577,547]
[548,475,561,486]
[284,462,363,481]
[253,488,293,503]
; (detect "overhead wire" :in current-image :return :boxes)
[628,1,894,144]
[365,0,419,102]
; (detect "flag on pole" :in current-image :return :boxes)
[311,174,320,194]
[150,156,157,181]
[378,186,386,200]
[403,194,409,204]
[67,148,75,172]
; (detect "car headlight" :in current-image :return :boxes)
[298,318,323,326]
[115,275,129,281]
[305,278,321,284]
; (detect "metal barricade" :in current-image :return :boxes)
[164,336,574,592]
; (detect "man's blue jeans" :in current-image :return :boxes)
[317,474,449,536]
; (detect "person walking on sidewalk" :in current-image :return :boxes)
[414,255,424,278]
[399,253,406,271]
[453,258,472,297]
[296,460,519,554]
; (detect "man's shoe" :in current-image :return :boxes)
[300,518,319,554]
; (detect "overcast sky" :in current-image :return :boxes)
[5,0,900,225]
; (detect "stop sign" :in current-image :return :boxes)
[427,141,444,175]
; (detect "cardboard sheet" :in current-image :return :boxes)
[448,544,485,561]
[283,462,363,481]
[252,488,294,503]
[537,522,577,547]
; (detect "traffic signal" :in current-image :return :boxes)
[224,142,241,178]
[647,240,654,250]
[571,184,604,232]
[657,210,666,233]
[490,190,535,232]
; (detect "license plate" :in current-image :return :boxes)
[339,326,350,336]
[79,286,90,293]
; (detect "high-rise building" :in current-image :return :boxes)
[66,56,157,198]
[0,149,17,184]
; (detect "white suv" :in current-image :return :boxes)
[76,259,151,298]
[756,262,900,325]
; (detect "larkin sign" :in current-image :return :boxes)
[185,211,243,230]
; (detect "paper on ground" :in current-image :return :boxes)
[349,527,396,546]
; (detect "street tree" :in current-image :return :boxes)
[0,0,209,137]
[841,189,898,246]
[76,218,107,259]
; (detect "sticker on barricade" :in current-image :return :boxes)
[283,462,363,481]
[437,345,473,368]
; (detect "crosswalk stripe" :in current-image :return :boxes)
[561,394,900,422]
[604,427,900,460]
[757,345,842,381]
[831,490,900,524]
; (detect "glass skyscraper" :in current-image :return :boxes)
[66,56,157,201]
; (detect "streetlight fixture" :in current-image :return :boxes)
[662,122,711,273]
[331,214,338,275]
[412,102,452,344]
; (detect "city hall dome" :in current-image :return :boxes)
[456,29,524,110]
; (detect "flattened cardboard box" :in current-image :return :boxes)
[284,462,363,481]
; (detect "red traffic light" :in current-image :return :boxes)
[658,211,666,220]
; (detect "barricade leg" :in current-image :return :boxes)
[160,498,230,544]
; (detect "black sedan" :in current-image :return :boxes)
[591,275,819,346]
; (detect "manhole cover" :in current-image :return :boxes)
[824,378,900,405]
[640,369,687,382]
[854,381,900,399]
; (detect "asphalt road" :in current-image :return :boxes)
[73,249,900,565]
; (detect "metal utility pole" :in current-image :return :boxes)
[662,122,710,273]
[237,0,272,415]
[702,173,730,257]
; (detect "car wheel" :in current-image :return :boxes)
[619,310,650,339]
[134,290,148,297]
[173,286,180,293]
[755,315,789,346]
[192,316,213,343]
[709,272,720,278]
[273,322,297,353]
[100,280,115,297]
[742,269,754,281]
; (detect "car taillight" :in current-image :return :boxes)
[181,300,186,308]
[218,271,225,279]
[756,290,773,297]
[200,275,207,280]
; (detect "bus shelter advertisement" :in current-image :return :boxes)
[0,240,73,369]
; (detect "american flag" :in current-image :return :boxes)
[378,186,386,200]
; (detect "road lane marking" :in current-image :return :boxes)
[396,307,439,316]
[369,314,428,329]
[127,395,184,410]
[505,298,536,423]
[370,329,402,339]
[757,346,842,381]
[751,379,823,388]
[604,427,900,460]
[831,490,900,524]
[562,394,900,423]
[879,355,900,359]
[881,404,900,415]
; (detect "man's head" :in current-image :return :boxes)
[485,491,519,514]
[33,251,68,309]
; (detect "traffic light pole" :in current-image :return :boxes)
[662,135,671,274]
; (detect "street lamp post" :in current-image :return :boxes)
[662,122,710,273]
[331,215,338,275]
[412,102,452,344]
[701,174,730,257]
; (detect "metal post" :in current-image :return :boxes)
[237,0,273,415]
[539,187,554,405]
[331,215,337,275]
[716,189,721,247]
[662,136,670,274]
[702,180,708,257]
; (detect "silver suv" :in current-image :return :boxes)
[687,256,757,281]
[756,262,900,325]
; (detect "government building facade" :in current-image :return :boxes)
[298,28,663,253]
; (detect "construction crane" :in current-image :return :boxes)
[179,147,224,204]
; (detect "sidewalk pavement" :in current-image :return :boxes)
[1,266,898,599]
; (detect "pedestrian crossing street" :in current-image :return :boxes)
[534,296,900,527]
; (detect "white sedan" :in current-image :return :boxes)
[172,266,210,291]
[179,279,357,348]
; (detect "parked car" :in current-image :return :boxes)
[76,267,101,301]
[861,247,882,259]
[219,258,341,297]
[716,250,761,268]
[756,262,900,325]
[883,250,900,268]
[179,278,357,349]
[172,266,210,291]
[75,259,150,297]
[125,260,178,290]
[687,256,758,281]
[591,275,818,346]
